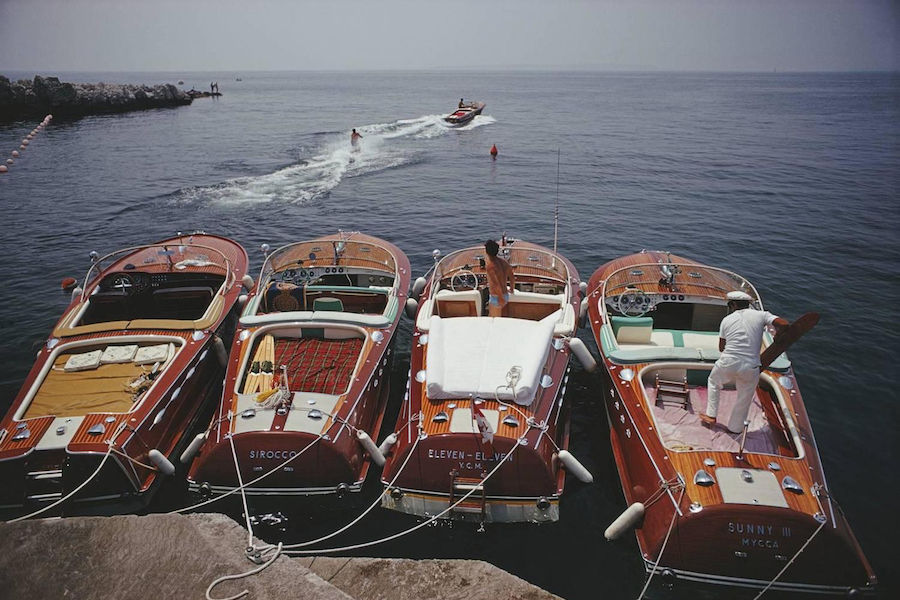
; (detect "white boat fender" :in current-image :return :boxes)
[378,432,398,456]
[356,430,386,466]
[241,274,255,290]
[238,293,249,309]
[71,286,83,303]
[405,298,419,319]
[568,338,597,372]
[558,449,593,483]
[579,281,588,296]
[180,432,207,464]
[149,449,176,476]
[579,297,589,327]
[411,276,427,297]
[605,502,646,541]
[212,335,227,368]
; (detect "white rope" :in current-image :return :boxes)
[110,447,157,471]
[227,433,255,549]
[205,542,282,600]
[169,432,323,515]
[636,485,685,600]
[6,423,127,523]
[260,429,423,553]
[751,486,828,600]
[281,431,525,556]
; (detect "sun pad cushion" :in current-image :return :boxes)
[425,313,557,405]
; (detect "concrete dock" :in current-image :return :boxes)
[0,513,562,600]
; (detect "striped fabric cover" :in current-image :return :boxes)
[275,338,363,395]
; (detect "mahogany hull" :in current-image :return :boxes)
[0,234,249,517]
[589,251,876,596]
[186,232,410,498]
[381,238,581,523]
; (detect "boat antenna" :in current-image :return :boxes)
[552,148,560,267]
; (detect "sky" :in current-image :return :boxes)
[0,0,896,73]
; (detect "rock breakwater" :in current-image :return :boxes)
[0,75,192,122]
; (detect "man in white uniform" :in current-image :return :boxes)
[701,291,788,433]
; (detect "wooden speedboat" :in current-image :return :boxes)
[380,237,593,524]
[444,101,485,125]
[587,251,877,596]
[0,233,249,516]
[186,232,410,499]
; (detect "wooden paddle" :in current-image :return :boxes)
[760,312,820,370]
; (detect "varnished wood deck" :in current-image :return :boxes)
[598,251,753,300]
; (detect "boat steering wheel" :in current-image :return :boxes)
[618,291,650,317]
[110,274,135,295]
[451,270,480,292]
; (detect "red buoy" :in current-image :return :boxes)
[61,277,78,291]
[490,144,498,158]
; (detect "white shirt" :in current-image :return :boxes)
[718,308,778,367]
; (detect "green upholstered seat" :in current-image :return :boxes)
[313,297,344,312]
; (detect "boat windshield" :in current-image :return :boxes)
[597,262,785,366]
[431,244,571,300]
[76,242,232,325]
[247,235,401,320]
[258,236,398,288]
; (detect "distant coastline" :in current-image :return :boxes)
[0,75,192,122]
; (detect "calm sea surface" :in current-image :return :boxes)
[1,71,897,598]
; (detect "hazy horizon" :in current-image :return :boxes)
[1,0,897,73]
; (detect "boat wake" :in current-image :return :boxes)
[177,113,495,206]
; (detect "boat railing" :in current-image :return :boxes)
[81,241,234,303]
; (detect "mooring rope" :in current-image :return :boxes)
[250,428,423,556]
[205,542,283,600]
[6,422,126,523]
[280,430,528,556]
[169,429,324,515]
[636,484,686,600]
[227,433,255,549]
[109,447,157,471]
[751,484,828,600]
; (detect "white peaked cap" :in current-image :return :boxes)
[726,291,753,302]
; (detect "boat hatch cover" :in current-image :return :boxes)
[715,468,788,508]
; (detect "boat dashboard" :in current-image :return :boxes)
[79,271,225,324]
[273,266,395,289]
[605,293,728,331]
[254,266,397,316]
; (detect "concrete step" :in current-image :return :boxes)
[0,512,352,600]
[299,556,564,600]
[0,512,563,600]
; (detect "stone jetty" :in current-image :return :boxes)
[0,75,192,122]
[0,513,562,600]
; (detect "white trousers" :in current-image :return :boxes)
[707,359,760,433]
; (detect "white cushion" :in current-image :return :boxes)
[100,344,138,364]
[650,331,675,347]
[134,343,172,365]
[435,289,482,317]
[617,324,652,345]
[682,332,719,350]
[425,312,557,406]
[64,350,102,372]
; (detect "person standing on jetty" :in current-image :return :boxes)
[701,290,788,433]
[484,239,515,317]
